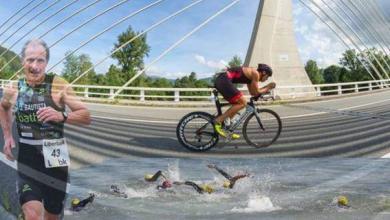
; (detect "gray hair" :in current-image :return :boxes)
[21,39,50,62]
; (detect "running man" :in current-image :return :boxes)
[207,164,249,189]
[0,39,91,220]
[213,64,275,139]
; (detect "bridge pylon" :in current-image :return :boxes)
[245,0,316,98]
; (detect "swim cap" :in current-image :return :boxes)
[71,198,80,206]
[223,181,231,188]
[162,180,172,188]
[144,174,153,181]
[338,196,349,207]
[201,184,214,194]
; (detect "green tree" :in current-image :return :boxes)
[0,46,22,79]
[228,55,242,68]
[323,65,343,83]
[111,26,150,86]
[62,52,96,84]
[105,65,123,86]
[304,60,323,84]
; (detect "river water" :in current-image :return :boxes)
[63,157,390,220]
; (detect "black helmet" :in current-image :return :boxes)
[257,63,272,76]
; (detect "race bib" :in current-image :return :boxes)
[42,138,70,168]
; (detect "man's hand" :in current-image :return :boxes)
[3,137,15,161]
[37,107,64,123]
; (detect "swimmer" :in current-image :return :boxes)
[173,181,214,194]
[110,185,128,198]
[337,195,350,209]
[207,164,250,189]
[71,193,95,212]
[144,170,168,182]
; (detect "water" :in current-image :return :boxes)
[64,158,390,220]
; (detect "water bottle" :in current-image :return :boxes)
[231,112,241,126]
[224,117,231,127]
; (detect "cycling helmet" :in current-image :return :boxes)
[257,63,273,76]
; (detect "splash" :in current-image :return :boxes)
[167,160,180,181]
[125,186,157,198]
[231,195,281,213]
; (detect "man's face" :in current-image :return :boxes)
[23,43,47,84]
[260,71,270,82]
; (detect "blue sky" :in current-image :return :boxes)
[0,0,389,80]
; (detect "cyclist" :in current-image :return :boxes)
[207,164,250,189]
[213,64,275,139]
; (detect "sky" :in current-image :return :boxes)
[0,0,389,81]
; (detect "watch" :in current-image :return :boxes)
[61,111,68,123]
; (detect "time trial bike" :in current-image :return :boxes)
[176,89,282,152]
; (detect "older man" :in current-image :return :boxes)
[0,39,90,220]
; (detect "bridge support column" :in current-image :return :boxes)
[245,0,316,99]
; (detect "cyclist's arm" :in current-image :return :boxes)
[258,82,276,94]
[247,69,260,96]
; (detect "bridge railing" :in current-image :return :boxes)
[1,78,390,102]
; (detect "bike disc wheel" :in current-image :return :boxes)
[176,112,219,152]
[242,109,282,148]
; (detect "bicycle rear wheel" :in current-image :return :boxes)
[176,112,219,152]
[242,109,282,148]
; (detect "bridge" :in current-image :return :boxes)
[0,0,389,219]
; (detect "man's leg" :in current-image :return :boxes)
[215,96,247,123]
[22,201,43,220]
[214,96,246,138]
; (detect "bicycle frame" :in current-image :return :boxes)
[212,89,264,132]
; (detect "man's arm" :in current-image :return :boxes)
[60,79,91,125]
[0,83,17,161]
[207,164,233,180]
[246,68,260,96]
[258,82,276,94]
[37,77,91,125]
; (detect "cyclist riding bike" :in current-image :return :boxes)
[213,63,275,139]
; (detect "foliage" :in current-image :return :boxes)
[228,55,242,68]
[304,60,323,84]
[0,45,22,79]
[62,52,96,84]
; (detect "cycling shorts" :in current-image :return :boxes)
[214,73,243,104]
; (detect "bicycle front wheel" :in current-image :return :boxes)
[176,112,219,152]
[242,109,282,148]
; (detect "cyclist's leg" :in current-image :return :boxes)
[214,96,246,139]
[214,76,246,138]
[215,96,246,123]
